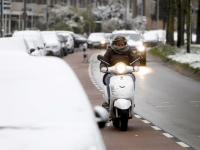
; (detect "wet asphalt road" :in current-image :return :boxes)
[90,51,200,150]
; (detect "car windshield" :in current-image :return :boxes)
[42,33,58,42]
[112,33,140,41]
[88,33,105,41]
[63,35,69,41]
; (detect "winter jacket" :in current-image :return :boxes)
[100,46,140,69]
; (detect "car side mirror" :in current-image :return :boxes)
[94,106,108,128]
[30,48,35,53]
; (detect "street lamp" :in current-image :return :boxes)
[24,0,26,30]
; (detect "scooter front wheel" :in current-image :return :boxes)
[119,110,128,131]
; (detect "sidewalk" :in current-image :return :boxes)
[63,50,188,150]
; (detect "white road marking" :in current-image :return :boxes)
[142,120,150,123]
[162,133,174,138]
[134,115,142,118]
[151,126,161,130]
[155,105,176,108]
[190,101,200,103]
[176,142,190,147]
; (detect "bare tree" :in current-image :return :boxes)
[196,0,200,44]
[181,0,187,46]
[177,0,182,47]
[166,0,175,46]
[186,0,191,53]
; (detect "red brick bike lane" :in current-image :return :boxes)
[63,50,187,150]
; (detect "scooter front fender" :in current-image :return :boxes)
[114,99,131,110]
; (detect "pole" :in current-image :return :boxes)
[46,0,49,31]
[88,0,91,35]
[24,0,26,30]
[1,0,3,37]
[157,0,159,29]
[125,0,127,29]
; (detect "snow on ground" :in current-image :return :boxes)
[167,46,200,69]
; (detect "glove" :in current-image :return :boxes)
[101,67,107,73]
[134,66,140,72]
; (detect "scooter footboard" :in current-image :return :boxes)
[114,99,131,110]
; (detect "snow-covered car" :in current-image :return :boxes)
[110,30,146,66]
[143,30,166,47]
[56,34,68,56]
[41,31,64,57]
[0,37,39,56]
[12,30,45,53]
[88,33,107,49]
[56,32,74,54]
[24,37,44,56]
[0,50,107,150]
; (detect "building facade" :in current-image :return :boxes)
[0,0,148,35]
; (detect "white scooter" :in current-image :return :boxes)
[97,54,141,131]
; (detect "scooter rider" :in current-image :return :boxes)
[100,35,140,111]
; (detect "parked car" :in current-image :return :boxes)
[88,33,107,49]
[55,31,88,48]
[104,33,112,48]
[0,37,39,56]
[41,31,64,57]
[24,37,44,56]
[110,30,146,66]
[0,50,107,150]
[56,32,74,54]
[12,30,45,54]
[143,30,166,47]
[56,34,68,56]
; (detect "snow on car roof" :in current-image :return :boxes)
[0,37,28,52]
[112,30,139,34]
[0,50,106,149]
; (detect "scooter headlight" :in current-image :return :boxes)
[101,40,106,44]
[116,63,126,74]
[137,45,145,51]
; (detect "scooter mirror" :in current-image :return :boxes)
[94,106,108,128]
[97,55,104,61]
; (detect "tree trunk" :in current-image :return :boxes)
[181,0,187,46]
[166,1,170,43]
[177,0,182,47]
[196,0,200,44]
[186,0,191,53]
[167,0,175,46]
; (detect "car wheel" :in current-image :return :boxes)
[64,49,68,56]
[71,46,74,54]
